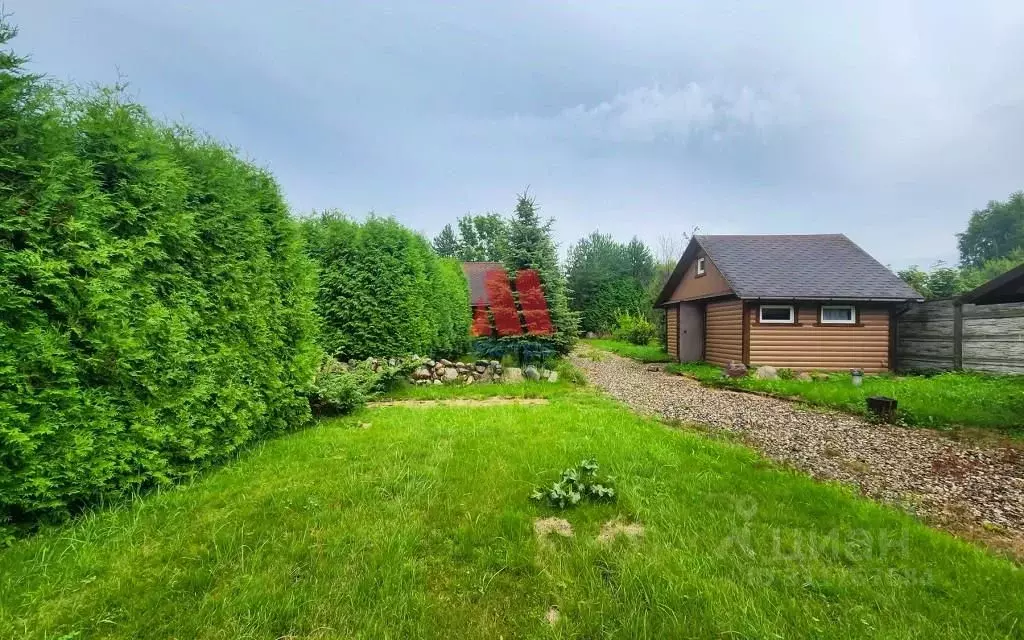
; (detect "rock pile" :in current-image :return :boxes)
[408,359,561,385]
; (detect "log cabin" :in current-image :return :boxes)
[654,235,924,373]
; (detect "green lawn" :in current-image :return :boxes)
[580,338,672,363]
[668,362,1024,435]
[1,386,1020,638]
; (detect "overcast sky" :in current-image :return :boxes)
[9,1,1024,268]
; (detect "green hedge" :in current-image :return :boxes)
[303,213,471,360]
[0,27,319,537]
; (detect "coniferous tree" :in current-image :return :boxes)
[432,223,459,258]
[504,191,578,352]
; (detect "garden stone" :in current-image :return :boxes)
[585,331,597,338]
[811,372,830,382]
[524,365,541,381]
[489,360,500,369]
[439,359,453,367]
[547,371,559,383]
[443,367,459,382]
[464,376,474,385]
[432,379,442,385]
[723,362,747,378]
[475,364,487,374]
[503,367,523,383]
[412,366,431,380]
[797,372,813,382]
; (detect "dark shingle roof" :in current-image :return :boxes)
[692,234,922,301]
[461,261,505,305]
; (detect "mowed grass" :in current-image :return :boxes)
[580,338,672,363]
[669,361,1024,435]
[1,388,1021,638]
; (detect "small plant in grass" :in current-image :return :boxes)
[778,368,795,380]
[531,459,616,509]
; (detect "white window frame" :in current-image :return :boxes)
[820,304,857,325]
[759,304,795,324]
[695,257,706,275]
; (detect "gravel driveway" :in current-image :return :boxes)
[571,347,1024,553]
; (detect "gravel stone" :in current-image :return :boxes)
[571,348,1024,546]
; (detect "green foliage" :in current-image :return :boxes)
[504,192,578,353]
[433,213,509,261]
[303,214,471,360]
[566,232,655,334]
[897,262,972,299]
[472,336,557,365]
[310,357,371,415]
[431,258,473,359]
[669,363,1024,434]
[581,338,673,363]
[957,191,1024,267]
[898,250,1024,300]
[961,247,1024,288]
[612,310,657,346]
[432,223,459,258]
[530,459,616,509]
[0,24,319,536]
[309,355,420,416]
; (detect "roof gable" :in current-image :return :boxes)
[656,234,923,304]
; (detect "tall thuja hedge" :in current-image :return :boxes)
[0,24,319,535]
[432,258,472,358]
[303,213,471,360]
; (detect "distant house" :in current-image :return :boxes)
[462,261,506,336]
[654,234,923,372]
[461,261,554,337]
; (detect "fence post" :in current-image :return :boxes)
[952,301,963,370]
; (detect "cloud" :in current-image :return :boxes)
[509,83,801,145]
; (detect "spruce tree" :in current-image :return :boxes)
[432,223,459,258]
[504,191,578,353]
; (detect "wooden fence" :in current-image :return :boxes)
[896,300,1024,374]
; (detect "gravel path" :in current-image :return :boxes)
[571,347,1024,550]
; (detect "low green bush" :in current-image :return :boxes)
[472,336,558,366]
[310,355,423,416]
[612,311,657,345]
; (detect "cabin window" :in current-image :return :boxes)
[695,257,706,276]
[759,305,795,323]
[820,305,857,324]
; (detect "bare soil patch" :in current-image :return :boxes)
[545,606,561,625]
[597,518,645,544]
[533,517,573,539]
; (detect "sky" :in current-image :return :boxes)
[8,1,1024,269]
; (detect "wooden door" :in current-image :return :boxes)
[678,303,704,362]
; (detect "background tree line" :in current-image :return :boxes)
[898,191,1024,299]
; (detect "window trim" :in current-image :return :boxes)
[758,304,795,324]
[695,256,706,277]
[819,304,857,325]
